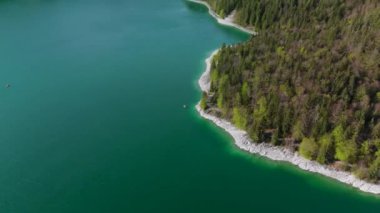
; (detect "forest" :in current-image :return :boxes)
[200,0,380,182]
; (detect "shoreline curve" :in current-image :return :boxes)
[188,0,257,35]
[191,0,380,196]
[196,50,380,195]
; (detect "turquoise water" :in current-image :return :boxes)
[0,0,379,212]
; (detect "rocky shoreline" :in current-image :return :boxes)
[188,0,256,35]
[191,0,380,195]
[196,50,380,195]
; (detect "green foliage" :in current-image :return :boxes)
[376,92,380,102]
[316,134,334,164]
[202,0,380,180]
[360,141,372,161]
[372,123,380,139]
[210,69,219,85]
[332,125,345,144]
[368,154,380,180]
[200,92,208,110]
[335,140,357,163]
[276,46,286,57]
[333,125,357,162]
[271,129,280,145]
[292,120,304,141]
[241,82,249,104]
[253,96,268,122]
[216,94,223,108]
[233,107,247,129]
[299,137,319,160]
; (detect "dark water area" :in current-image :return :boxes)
[0,0,379,212]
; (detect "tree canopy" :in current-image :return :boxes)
[202,0,380,182]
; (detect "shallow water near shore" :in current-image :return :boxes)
[0,0,380,212]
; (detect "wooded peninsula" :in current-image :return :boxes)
[200,0,380,182]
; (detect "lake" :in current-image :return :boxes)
[0,0,379,212]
